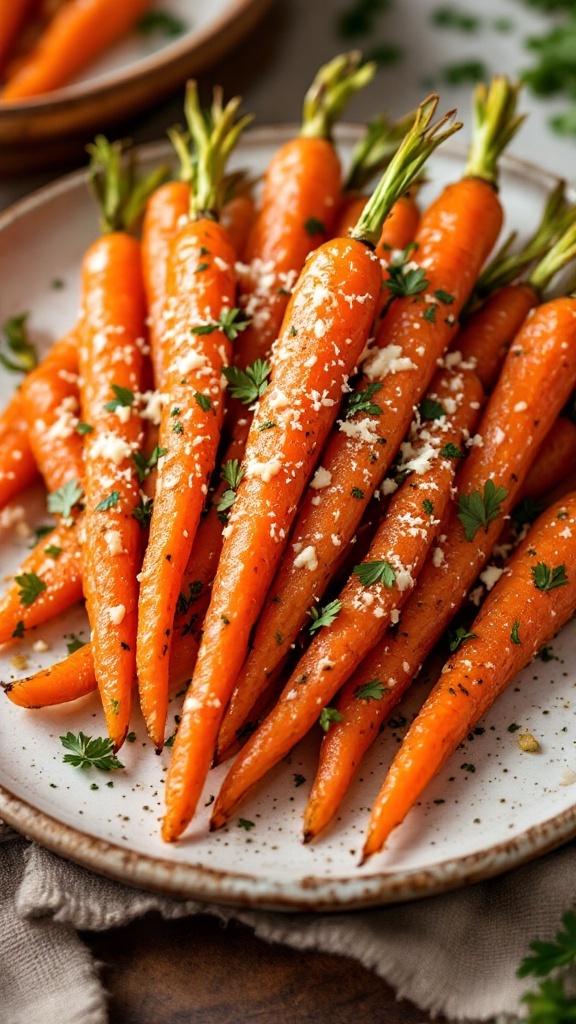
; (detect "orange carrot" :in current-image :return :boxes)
[3,641,96,708]
[226,54,375,434]
[77,137,161,751]
[304,284,576,840]
[220,193,256,261]
[1,0,154,100]
[362,491,576,860]
[520,415,576,502]
[0,392,38,510]
[223,78,520,727]
[136,86,251,751]
[0,0,37,75]
[19,329,84,493]
[210,368,484,823]
[456,283,538,392]
[161,96,463,843]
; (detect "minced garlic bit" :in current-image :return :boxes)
[517,732,540,753]
[108,604,126,626]
[10,654,29,671]
[32,639,50,653]
[293,545,318,571]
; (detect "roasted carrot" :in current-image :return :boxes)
[1,0,154,101]
[224,78,519,726]
[161,95,463,842]
[0,392,38,510]
[2,641,96,708]
[136,86,251,750]
[0,0,37,75]
[362,491,576,860]
[77,137,163,751]
[210,368,484,820]
[226,53,375,434]
[304,278,576,840]
[19,329,84,493]
[220,193,256,261]
[519,415,576,502]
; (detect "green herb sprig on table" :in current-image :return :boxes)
[518,909,576,1023]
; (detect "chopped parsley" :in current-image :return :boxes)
[353,560,396,587]
[47,478,84,519]
[319,706,344,732]
[216,460,245,521]
[351,486,365,499]
[345,381,383,419]
[258,420,277,431]
[137,10,187,37]
[440,442,465,459]
[237,817,255,831]
[307,598,342,633]
[95,490,120,512]
[434,289,455,304]
[511,495,544,529]
[422,498,434,515]
[448,626,478,653]
[384,246,429,308]
[304,217,326,236]
[355,679,387,700]
[15,572,46,606]
[132,497,153,527]
[457,480,507,541]
[44,544,62,558]
[66,634,86,655]
[420,398,445,421]
[60,731,124,771]
[222,358,271,405]
[422,304,437,323]
[104,384,134,412]
[511,620,522,645]
[293,773,306,787]
[172,421,184,434]
[0,313,37,373]
[192,307,250,342]
[76,422,93,435]
[194,392,212,412]
[132,444,167,482]
[531,562,569,592]
[432,6,480,31]
[12,621,25,639]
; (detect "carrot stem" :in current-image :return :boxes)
[87,135,168,234]
[300,52,376,140]
[464,76,525,185]
[344,108,419,192]
[351,95,461,247]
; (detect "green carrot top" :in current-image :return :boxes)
[300,51,376,140]
[86,135,169,235]
[464,76,525,186]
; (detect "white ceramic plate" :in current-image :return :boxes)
[0,126,575,912]
[0,0,271,152]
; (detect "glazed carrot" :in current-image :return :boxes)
[136,86,251,750]
[0,392,38,509]
[161,96,463,843]
[19,329,84,493]
[224,78,519,723]
[0,517,83,644]
[304,281,576,840]
[362,491,576,860]
[221,193,256,261]
[1,0,154,101]
[77,138,162,751]
[227,53,374,433]
[3,642,96,708]
[456,282,539,392]
[0,0,37,75]
[519,416,576,501]
[210,368,484,818]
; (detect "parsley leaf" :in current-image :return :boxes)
[222,359,271,405]
[422,498,434,515]
[448,626,477,652]
[420,398,445,421]
[76,421,93,435]
[15,572,47,606]
[345,382,383,419]
[66,634,86,655]
[304,217,326,236]
[384,247,429,305]
[237,817,255,831]
[531,562,569,591]
[440,442,465,459]
[44,544,62,558]
[511,620,522,645]
[47,478,84,519]
[512,495,544,529]
[194,392,212,412]
[307,599,342,633]
[104,384,134,412]
[60,731,124,771]
[222,459,244,491]
[353,560,396,587]
[518,910,576,979]
[95,490,120,511]
[355,679,387,700]
[132,497,153,527]
[319,706,344,732]
[12,621,25,639]
[138,10,187,36]
[457,480,508,541]
[434,289,455,304]
[0,313,37,373]
[192,308,251,342]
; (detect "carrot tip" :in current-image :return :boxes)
[302,829,314,845]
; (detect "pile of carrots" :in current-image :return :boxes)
[3,58,576,864]
[0,0,155,101]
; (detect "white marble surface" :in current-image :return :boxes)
[1,0,575,211]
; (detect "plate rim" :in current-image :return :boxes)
[0,0,270,114]
[0,124,575,912]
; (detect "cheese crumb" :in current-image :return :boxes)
[108,604,126,625]
[293,545,318,571]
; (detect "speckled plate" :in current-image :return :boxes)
[0,127,575,912]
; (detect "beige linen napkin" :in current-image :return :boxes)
[1,821,575,1024]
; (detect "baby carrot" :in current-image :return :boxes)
[19,329,84,493]
[0,0,36,75]
[136,86,251,750]
[0,392,38,510]
[161,96,463,842]
[1,0,154,100]
[78,137,161,750]
[3,642,96,708]
[227,53,375,433]
[227,78,519,715]
[520,416,576,501]
[305,280,576,839]
[363,491,576,861]
[210,368,484,824]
